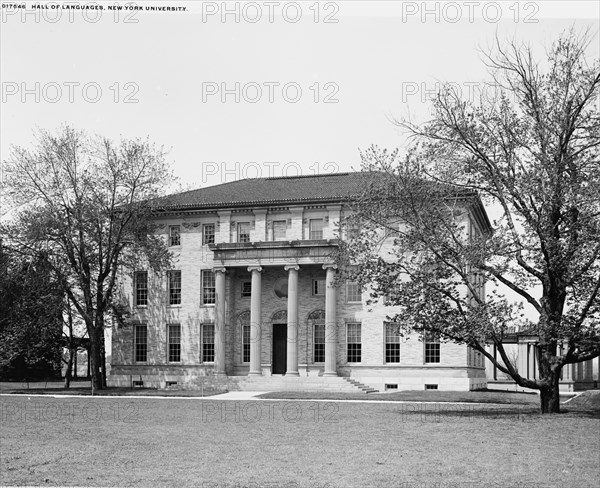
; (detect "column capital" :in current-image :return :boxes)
[213,267,227,274]
[248,265,263,273]
[322,263,338,271]
[284,264,300,272]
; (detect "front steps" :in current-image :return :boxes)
[342,377,378,393]
[225,375,378,393]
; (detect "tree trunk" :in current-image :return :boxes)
[64,347,73,388]
[100,330,107,388]
[539,370,561,413]
[89,331,104,390]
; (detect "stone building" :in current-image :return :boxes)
[109,172,490,391]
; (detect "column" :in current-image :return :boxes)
[323,264,338,376]
[285,265,300,376]
[248,266,263,375]
[214,267,227,375]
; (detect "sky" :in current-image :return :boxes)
[1,1,598,333]
[1,1,598,193]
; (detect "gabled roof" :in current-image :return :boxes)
[154,172,385,210]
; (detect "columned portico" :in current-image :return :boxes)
[248,265,263,375]
[214,267,227,375]
[323,264,338,376]
[285,265,300,376]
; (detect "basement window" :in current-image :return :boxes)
[385,384,398,391]
[132,380,144,387]
[424,384,438,390]
[166,381,178,387]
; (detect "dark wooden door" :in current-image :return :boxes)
[272,323,287,374]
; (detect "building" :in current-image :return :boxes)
[109,172,490,391]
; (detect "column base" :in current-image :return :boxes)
[248,371,263,376]
[213,371,227,377]
[323,372,338,377]
[286,372,300,377]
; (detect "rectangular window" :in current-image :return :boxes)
[201,270,216,305]
[168,270,181,306]
[309,219,324,240]
[385,322,401,363]
[314,323,325,363]
[272,220,287,241]
[202,223,215,245]
[242,324,251,363]
[312,279,325,296]
[241,281,252,298]
[347,323,362,363]
[237,222,251,243]
[424,332,441,363]
[134,271,148,307]
[168,324,181,362]
[202,324,215,363]
[169,225,181,246]
[134,324,147,363]
[346,280,361,303]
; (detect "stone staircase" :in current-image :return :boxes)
[223,375,379,393]
[342,377,378,393]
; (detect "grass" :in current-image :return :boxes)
[0,381,226,397]
[256,389,544,404]
[1,394,599,487]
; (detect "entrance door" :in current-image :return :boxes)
[272,323,287,374]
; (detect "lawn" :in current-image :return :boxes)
[1,395,598,487]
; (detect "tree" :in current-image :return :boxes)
[339,30,599,413]
[2,127,173,389]
[0,247,64,381]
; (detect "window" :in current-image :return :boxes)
[168,270,181,306]
[385,322,401,363]
[241,281,251,298]
[346,281,361,303]
[201,324,215,363]
[242,323,251,363]
[424,332,440,363]
[169,225,181,246]
[203,223,215,245]
[309,219,324,240]
[425,384,439,390]
[168,324,181,362]
[314,323,325,363]
[201,270,216,305]
[237,222,251,243]
[134,324,147,362]
[272,220,286,241]
[312,279,325,296]
[134,271,148,306]
[347,323,361,363]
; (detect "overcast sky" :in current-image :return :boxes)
[1,1,598,192]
